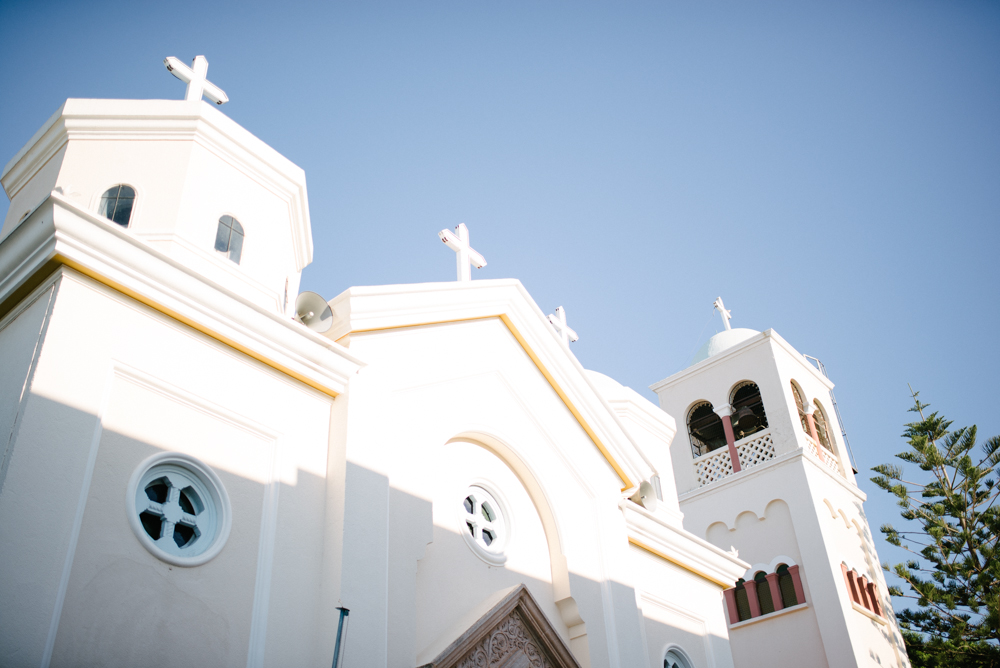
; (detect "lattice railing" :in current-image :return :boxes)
[804,434,820,458]
[694,447,734,487]
[735,430,776,470]
[804,434,843,476]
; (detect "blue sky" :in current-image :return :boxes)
[2,0,998,600]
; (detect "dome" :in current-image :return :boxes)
[584,369,627,400]
[691,328,760,365]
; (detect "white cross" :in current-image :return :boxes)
[438,223,487,281]
[713,297,732,331]
[547,306,579,346]
[164,55,229,105]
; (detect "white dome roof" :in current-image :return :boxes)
[584,369,626,399]
[691,328,760,365]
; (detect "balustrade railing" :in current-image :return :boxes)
[804,434,843,476]
[693,427,847,488]
[694,429,775,487]
[735,431,776,470]
[694,446,734,487]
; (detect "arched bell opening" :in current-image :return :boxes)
[729,381,768,440]
[813,400,835,453]
[790,381,811,436]
[687,402,726,458]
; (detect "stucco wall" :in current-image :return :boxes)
[0,270,339,667]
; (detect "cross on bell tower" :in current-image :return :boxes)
[164,55,229,105]
[713,296,732,331]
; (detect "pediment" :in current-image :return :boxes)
[419,584,580,668]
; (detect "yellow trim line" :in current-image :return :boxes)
[337,314,634,489]
[55,255,340,398]
[628,537,730,588]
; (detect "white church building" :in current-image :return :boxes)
[0,57,910,668]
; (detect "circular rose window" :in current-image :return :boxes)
[460,484,509,565]
[126,452,231,567]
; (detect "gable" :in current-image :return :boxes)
[326,279,658,490]
[420,585,580,668]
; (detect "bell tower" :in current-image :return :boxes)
[1,60,311,316]
[650,303,910,668]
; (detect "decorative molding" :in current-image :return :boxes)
[421,584,580,668]
[727,602,809,629]
[41,364,116,668]
[649,329,833,394]
[328,279,662,490]
[679,448,866,519]
[624,503,748,588]
[1,99,313,270]
[637,591,714,667]
[0,194,362,397]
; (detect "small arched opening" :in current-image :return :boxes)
[687,401,726,458]
[729,381,768,440]
[776,564,799,607]
[99,185,136,228]
[754,571,775,614]
[790,381,811,436]
[734,579,751,621]
[813,401,835,453]
[215,215,244,264]
[664,647,693,668]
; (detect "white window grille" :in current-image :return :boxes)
[460,484,509,564]
[127,452,231,567]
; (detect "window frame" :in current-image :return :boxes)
[458,482,511,566]
[96,184,138,229]
[215,214,245,264]
[126,452,232,567]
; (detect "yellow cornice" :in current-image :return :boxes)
[628,537,729,588]
[51,255,340,398]
[336,313,634,489]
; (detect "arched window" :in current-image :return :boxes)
[777,564,798,607]
[755,571,775,614]
[730,381,768,440]
[215,215,244,264]
[734,579,751,621]
[99,185,135,228]
[813,401,834,452]
[688,402,726,458]
[664,648,692,668]
[791,382,811,436]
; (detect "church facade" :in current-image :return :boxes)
[0,61,909,668]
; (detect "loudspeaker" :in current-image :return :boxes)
[631,480,658,512]
[293,291,334,333]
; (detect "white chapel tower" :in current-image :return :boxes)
[651,300,911,668]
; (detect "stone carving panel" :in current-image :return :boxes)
[457,611,551,668]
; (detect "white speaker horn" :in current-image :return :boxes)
[632,480,658,512]
[293,291,334,333]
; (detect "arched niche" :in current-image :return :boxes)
[445,432,584,632]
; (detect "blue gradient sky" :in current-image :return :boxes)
[2,0,998,595]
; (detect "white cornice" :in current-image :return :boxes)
[0,192,361,396]
[609,395,677,448]
[649,329,833,394]
[327,279,657,489]
[1,99,313,270]
[677,449,866,529]
[624,503,748,587]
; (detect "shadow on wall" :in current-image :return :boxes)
[0,394,336,668]
[341,462,728,668]
[1,399,730,668]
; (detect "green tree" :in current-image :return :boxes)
[871,389,1000,667]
